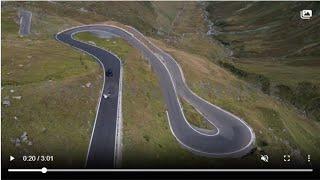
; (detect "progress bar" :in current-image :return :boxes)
[8,168,314,173]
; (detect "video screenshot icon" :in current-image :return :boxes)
[300,10,312,19]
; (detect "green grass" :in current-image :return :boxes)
[152,1,183,34]
[155,2,229,61]
[1,5,102,168]
[206,2,320,58]
[233,58,320,87]
[180,98,214,130]
[1,10,20,33]
[59,1,158,36]
[74,32,130,59]
[2,39,99,85]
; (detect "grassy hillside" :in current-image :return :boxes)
[3,1,158,36]
[154,2,229,60]
[205,2,320,122]
[206,2,320,58]
[205,2,320,85]
[61,1,159,36]
[1,6,102,168]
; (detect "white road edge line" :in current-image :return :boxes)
[115,58,123,168]
[155,53,219,137]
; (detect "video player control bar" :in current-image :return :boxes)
[8,168,314,173]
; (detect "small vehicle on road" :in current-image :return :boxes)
[103,90,111,99]
[106,68,113,77]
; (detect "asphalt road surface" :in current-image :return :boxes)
[18,10,32,36]
[56,29,121,168]
[56,24,255,168]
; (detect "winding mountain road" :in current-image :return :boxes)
[56,24,255,168]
